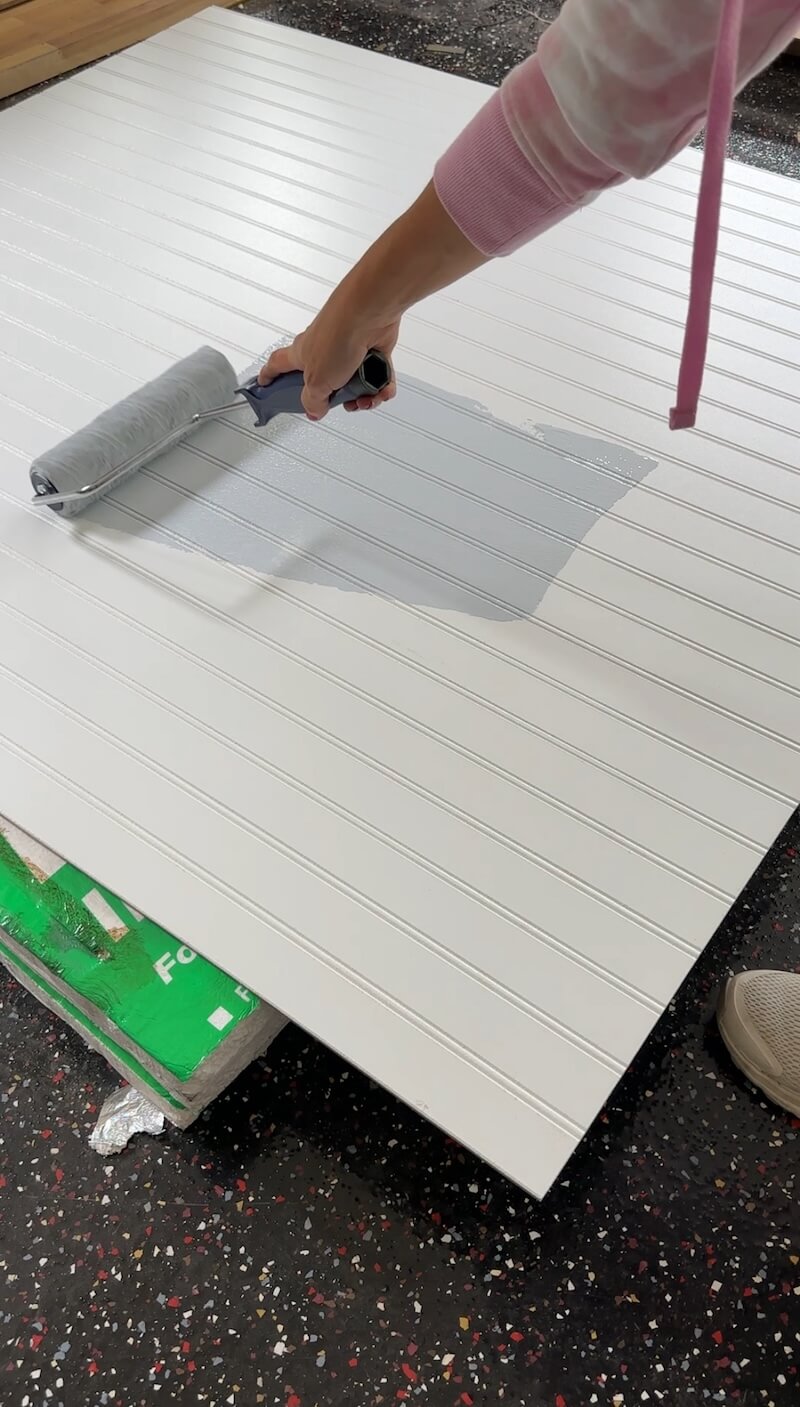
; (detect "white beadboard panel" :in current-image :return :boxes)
[1,10,800,1197]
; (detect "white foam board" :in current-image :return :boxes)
[1,8,799,1196]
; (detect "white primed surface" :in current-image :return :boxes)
[2,10,800,1196]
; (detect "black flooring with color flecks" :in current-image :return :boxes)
[2,3,800,1405]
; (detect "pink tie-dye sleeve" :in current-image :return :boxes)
[434,0,800,257]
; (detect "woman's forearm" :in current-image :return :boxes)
[335,180,487,323]
[258,182,486,418]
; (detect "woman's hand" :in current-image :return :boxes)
[258,181,486,422]
[258,292,400,420]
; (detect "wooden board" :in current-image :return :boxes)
[0,0,237,99]
[2,9,800,1197]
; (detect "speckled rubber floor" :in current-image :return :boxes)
[1,4,799,1405]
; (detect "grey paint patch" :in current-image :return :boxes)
[531,424,659,485]
[88,372,657,621]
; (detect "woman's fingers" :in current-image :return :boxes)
[259,339,336,419]
[301,377,337,420]
[343,378,397,414]
[257,341,303,386]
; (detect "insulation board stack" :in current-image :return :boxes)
[0,816,287,1125]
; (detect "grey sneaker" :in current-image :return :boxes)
[717,970,800,1117]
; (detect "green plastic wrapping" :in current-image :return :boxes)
[0,819,261,1085]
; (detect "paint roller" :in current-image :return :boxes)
[30,344,392,517]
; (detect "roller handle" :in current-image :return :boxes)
[236,349,392,426]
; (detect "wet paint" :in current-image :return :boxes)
[92,371,656,622]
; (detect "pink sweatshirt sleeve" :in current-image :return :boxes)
[434,0,800,258]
